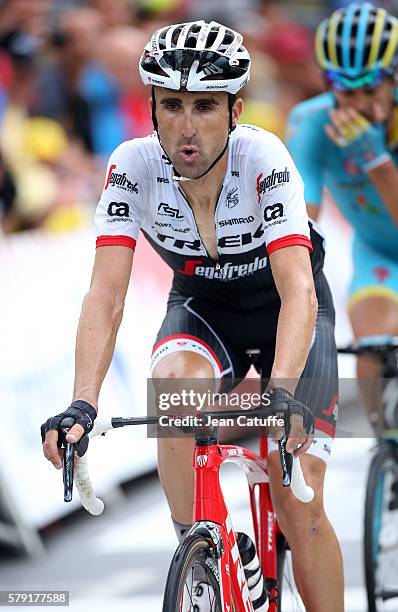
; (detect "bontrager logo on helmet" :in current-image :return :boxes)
[139,20,251,94]
[315,2,398,88]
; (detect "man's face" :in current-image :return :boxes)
[151,88,243,179]
[333,78,395,123]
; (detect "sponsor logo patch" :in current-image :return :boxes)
[107,202,130,220]
[218,215,254,227]
[264,203,284,223]
[153,221,190,233]
[177,255,268,280]
[225,187,239,209]
[157,203,184,219]
[256,167,290,202]
[104,165,139,194]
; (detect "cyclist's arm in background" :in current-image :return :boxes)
[286,103,325,221]
[366,159,398,226]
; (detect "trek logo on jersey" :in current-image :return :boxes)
[157,177,169,183]
[156,225,264,252]
[225,187,239,209]
[256,167,290,202]
[218,224,264,248]
[107,202,131,220]
[176,256,268,280]
[104,165,138,193]
[156,234,201,251]
[157,203,184,219]
[218,215,254,227]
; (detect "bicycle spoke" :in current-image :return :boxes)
[281,552,305,612]
[182,566,195,611]
[204,566,217,611]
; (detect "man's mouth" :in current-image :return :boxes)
[178,146,199,162]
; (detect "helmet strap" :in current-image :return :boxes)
[151,87,236,181]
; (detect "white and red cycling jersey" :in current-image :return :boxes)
[95,124,325,308]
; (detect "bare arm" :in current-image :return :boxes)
[366,160,398,226]
[73,245,134,407]
[269,245,318,454]
[269,245,318,391]
[43,246,134,468]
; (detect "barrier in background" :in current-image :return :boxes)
[0,227,170,548]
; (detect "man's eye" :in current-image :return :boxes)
[165,103,180,111]
[197,104,213,111]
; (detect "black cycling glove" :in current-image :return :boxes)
[41,400,97,451]
[268,387,314,436]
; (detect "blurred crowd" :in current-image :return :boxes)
[0,0,384,235]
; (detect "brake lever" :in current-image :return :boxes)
[274,406,293,487]
[278,436,293,487]
[60,417,75,502]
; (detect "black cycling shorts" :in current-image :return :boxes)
[151,272,338,462]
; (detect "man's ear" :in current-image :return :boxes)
[232,98,244,126]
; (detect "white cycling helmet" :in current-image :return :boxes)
[139,20,251,94]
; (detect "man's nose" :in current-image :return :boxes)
[181,111,196,138]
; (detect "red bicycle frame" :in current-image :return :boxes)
[192,434,282,612]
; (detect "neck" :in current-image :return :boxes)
[178,150,228,208]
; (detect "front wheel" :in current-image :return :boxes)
[276,533,304,611]
[163,534,223,612]
[364,442,398,612]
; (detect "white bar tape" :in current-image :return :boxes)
[290,456,314,503]
[75,455,104,515]
[89,417,114,438]
[73,417,113,515]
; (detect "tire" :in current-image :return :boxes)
[364,442,398,612]
[162,534,223,612]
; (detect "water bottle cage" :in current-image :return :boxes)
[264,578,279,604]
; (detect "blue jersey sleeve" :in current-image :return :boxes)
[287,101,328,207]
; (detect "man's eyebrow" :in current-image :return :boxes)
[159,97,220,105]
[159,97,182,105]
[194,98,220,105]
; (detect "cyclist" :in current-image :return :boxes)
[41,21,343,611]
[287,2,398,428]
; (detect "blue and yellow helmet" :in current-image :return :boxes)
[315,3,398,89]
